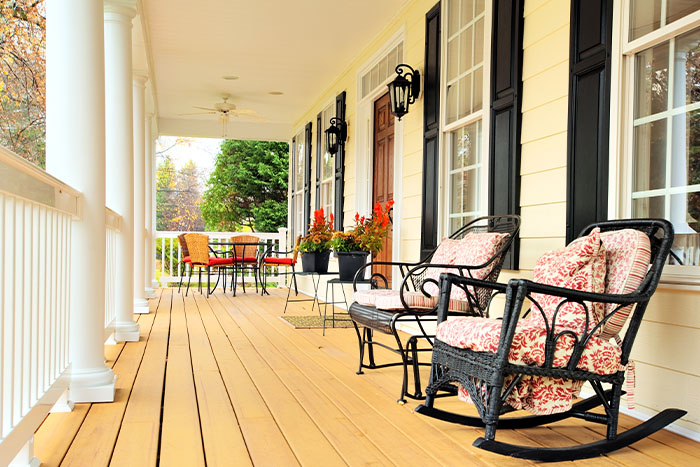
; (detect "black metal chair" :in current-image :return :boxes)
[348,215,520,403]
[416,219,686,462]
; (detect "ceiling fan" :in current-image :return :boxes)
[178,95,268,136]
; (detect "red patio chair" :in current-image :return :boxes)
[184,233,233,297]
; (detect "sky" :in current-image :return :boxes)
[156,136,222,179]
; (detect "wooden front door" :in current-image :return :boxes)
[373,92,394,285]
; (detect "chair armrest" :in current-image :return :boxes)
[351,260,424,291]
[434,272,511,323]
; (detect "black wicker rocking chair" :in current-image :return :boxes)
[415,219,686,462]
[348,215,520,403]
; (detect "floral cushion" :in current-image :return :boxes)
[598,230,651,339]
[436,317,622,414]
[529,228,607,335]
[353,289,398,306]
[423,232,509,299]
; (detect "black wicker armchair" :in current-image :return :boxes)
[416,219,686,461]
[348,215,520,403]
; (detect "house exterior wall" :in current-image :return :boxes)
[288,0,700,437]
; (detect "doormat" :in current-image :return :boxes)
[280,315,354,329]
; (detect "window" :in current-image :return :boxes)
[443,0,488,233]
[319,103,335,216]
[361,43,403,99]
[292,128,305,240]
[624,2,700,267]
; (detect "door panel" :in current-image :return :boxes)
[373,93,394,285]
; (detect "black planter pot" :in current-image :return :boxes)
[301,250,331,273]
[337,251,370,281]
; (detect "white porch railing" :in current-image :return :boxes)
[0,147,79,464]
[156,229,288,286]
[104,208,121,341]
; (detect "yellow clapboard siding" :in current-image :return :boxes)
[522,25,569,80]
[520,132,568,175]
[631,321,700,375]
[522,0,570,48]
[192,294,301,466]
[520,96,569,144]
[644,288,700,328]
[520,168,567,207]
[521,61,569,112]
[524,0,551,17]
[519,237,566,270]
[109,289,172,467]
[182,294,253,466]
[159,292,206,467]
[520,203,567,238]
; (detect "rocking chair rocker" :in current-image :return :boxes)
[415,219,686,462]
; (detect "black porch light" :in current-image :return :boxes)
[387,64,421,120]
[325,116,347,156]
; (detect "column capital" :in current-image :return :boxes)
[104,0,137,20]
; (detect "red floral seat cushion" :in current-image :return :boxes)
[353,289,398,307]
[263,257,296,265]
[423,232,509,300]
[436,317,622,414]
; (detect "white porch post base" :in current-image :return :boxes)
[151,279,160,289]
[104,333,117,345]
[134,298,150,314]
[144,286,156,298]
[50,389,75,413]
[114,320,140,341]
[9,438,40,467]
[69,367,116,403]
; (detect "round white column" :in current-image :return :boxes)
[104,2,142,339]
[46,0,115,402]
[144,114,156,298]
[133,74,150,313]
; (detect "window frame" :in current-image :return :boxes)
[291,127,306,242]
[318,101,336,217]
[610,0,700,285]
[439,0,493,238]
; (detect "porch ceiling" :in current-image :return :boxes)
[143,0,409,141]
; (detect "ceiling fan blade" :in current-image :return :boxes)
[178,111,217,116]
[233,108,256,115]
[193,106,217,111]
[232,112,270,122]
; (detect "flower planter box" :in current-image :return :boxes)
[301,250,331,273]
[337,251,370,281]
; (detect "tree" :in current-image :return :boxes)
[0,0,46,167]
[156,154,177,230]
[201,140,288,232]
[172,160,205,231]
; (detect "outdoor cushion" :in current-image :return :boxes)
[423,232,509,300]
[436,317,622,414]
[529,228,607,335]
[372,290,471,313]
[208,257,234,266]
[263,257,296,265]
[182,256,191,263]
[233,256,258,263]
[354,289,401,306]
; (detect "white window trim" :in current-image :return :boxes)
[438,0,492,238]
[291,127,306,241]
[318,100,336,216]
[609,0,700,286]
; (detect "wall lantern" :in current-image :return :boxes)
[387,64,421,120]
[325,117,347,156]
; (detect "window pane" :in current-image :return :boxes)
[295,131,304,192]
[671,110,700,187]
[448,0,460,37]
[670,193,700,265]
[451,121,480,169]
[667,0,700,26]
[450,173,463,215]
[461,0,474,26]
[474,18,484,65]
[473,66,483,111]
[447,38,459,82]
[459,74,472,119]
[634,42,669,118]
[629,0,662,41]
[461,169,478,212]
[475,0,484,15]
[446,84,459,123]
[673,28,700,108]
[450,216,463,235]
[633,119,667,191]
[460,27,474,74]
[633,195,665,217]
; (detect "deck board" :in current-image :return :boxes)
[34,287,700,466]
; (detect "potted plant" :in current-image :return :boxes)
[297,208,334,273]
[331,200,394,281]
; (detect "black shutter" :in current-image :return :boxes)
[303,121,312,235]
[290,136,296,235]
[566,0,612,242]
[420,2,441,260]
[333,91,347,230]
[488,0,524,270]
[316,112,322,210]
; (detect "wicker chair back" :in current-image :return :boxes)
[230,234,259,260]
[291,235,302,263]
[184,233,209,266]
[178,233,190,257]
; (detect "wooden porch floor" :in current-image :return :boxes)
[34,287,699,466]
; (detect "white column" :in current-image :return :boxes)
[133,74,149,313]
[104,1,142,340]
[144,114,156,298]
[151,135,160,289]
[46,0,115,402]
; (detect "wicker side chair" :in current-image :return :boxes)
[177,233,192,293]
[229,234,261,295]
[183,233,233,296]
[416,219,686,461]
[348,215,520,403]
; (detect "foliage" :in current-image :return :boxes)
[201,139,288,232]
[0,0,46,167]
[297,208,333,253]
[156,155,205,231]
[331,200,393,255]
